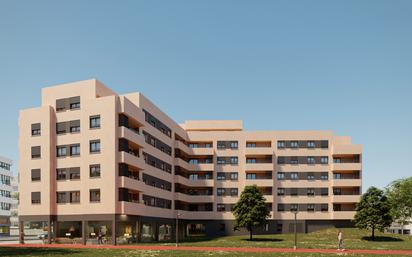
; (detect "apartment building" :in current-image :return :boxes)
[19,79,362,244]
[0,156,13,236]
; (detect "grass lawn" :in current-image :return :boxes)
[142,228,412,250]
[1,228,411,257]
[0,248,411,257]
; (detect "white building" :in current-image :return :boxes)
[0,156,14,236]
[388,220,412,235]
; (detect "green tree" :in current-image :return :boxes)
[232,185,270,241]
[354,187,393,240]
[386,177,412,235]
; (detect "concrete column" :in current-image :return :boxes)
[112,216,117,245]
[19,220,24,244]
[47,217,52,244]
[154,222,159,241]
[135,219,140,242]
[82,220,87,245]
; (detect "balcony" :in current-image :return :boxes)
[119,151,145,170]
[245,179,273,187]
[332,179,362,187]
[332,195,361,203]
[245,142,273,155]
[175,192,214,203]
[332,211,356,220]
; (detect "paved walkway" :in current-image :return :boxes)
[1,243,412,255]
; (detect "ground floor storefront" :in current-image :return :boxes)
[19,215,353,245]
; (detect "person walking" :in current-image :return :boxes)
[97,231,103,245]
[337,230,344,251]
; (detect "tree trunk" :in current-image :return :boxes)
[249,229,253,241]
[401,224,404,235]
[372,227,375,240]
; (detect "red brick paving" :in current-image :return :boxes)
[1,243,412,255]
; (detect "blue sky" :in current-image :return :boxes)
[0,0,411,190]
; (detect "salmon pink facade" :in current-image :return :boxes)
[19,79,362,244]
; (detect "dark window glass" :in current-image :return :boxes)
[70,144,80,156]
[90,164,101,178]
[90,115,101,129]
[57,146,67,157]
[90,140,101,153]
[31,169,41,181]
[90,189,101,202]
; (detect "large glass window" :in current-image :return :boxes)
[90,115,101,129]
[277,172,285,180]
[70,144,80,156]
[70,191,80,203]
[57,169,67,180]
[57,146,67,157]
[90,140,101,153]
[90,164,101,178]
[90,189,101,202]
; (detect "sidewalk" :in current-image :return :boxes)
[1,243,412,255]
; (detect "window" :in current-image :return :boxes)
[321,204,329,212]
[277,188,285,196]
[320,156,329,164]
[56,122,67,134]
[188,143,198,148]
[246,158,256,164]
[320,173,328,180]
[230,141,238,149]
[57,192,66,203]
[290,157,298,165]
[230,172,238,181]
[277,204,285,212]
[70,125,80,133]
[246,142,256,148]
[290,141,299,148]
[246,173,256,180]
[57,169,67,180]
[216,158,224,165]
[307,141,316,148]
[307,204,315,212]
[90,164,101,178]
[31,146,41,158]
[290,204,298,212]
[277,172,285,180]
[90,140,101,153]
[57,146,67,157]
[307,157,315,164]
[230,157,238,164]
[217,188,225,196]
[90,115,101,129]
[291,188,298,196]
[31,123,41,136]
[307,173,315,180]
[69,168,80,180]
[90,189,101,202]
[31,192,41,204]
[0,161,11,171]
[320,140,329,149]
[217,173,225,180]
[290,172,299,180]
[31,169,41,181]
[334,158,341,163]
[230,188,238,196]
[70,144,80,156]
[69,97,80,110]
[217,204,225,212]
[69,120,80,133]
[70,191,80,203]
[277,157,285,164]
[307,188,315,196]
[277,141,285,149]
[219,223,226,231]
[321,188,329,196]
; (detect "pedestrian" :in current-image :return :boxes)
[337,230,344,251]
[97,231,103,245]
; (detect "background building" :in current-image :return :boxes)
[0,156,14,236]
[19,79,362,244]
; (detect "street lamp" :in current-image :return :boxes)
[292,209,298,250]
[176,212,182,247]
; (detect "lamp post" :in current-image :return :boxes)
[175,212,181,247]
[292,209,298,250]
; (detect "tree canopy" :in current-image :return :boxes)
[386,177,412,234]
[232,185,270,240]
[353,186,393,240]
